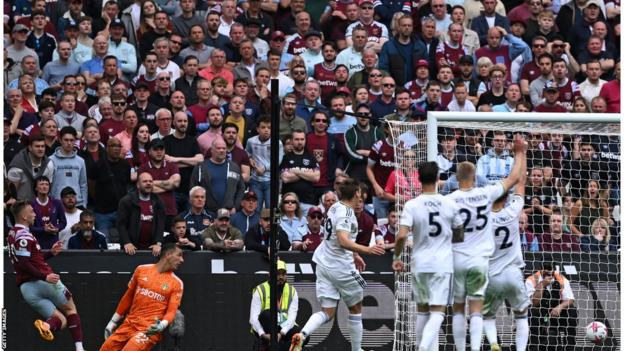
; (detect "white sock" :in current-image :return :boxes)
[348,313,363,351]
[75,342,84,351]
[419,311,444,351]
[469,313,483,351]
[515,316,529,351]
[483,318,498,346]
[301,311,330,337]
[415,312,429,345]
[452,313,466,351]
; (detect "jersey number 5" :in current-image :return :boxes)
[428,212,442,237]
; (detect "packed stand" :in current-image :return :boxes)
[3,0,620,254]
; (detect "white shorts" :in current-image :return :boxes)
[453,254,489,303]
[412,272,452,306]
[483,266,531,318]
[315,264,365,308]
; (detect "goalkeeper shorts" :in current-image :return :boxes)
[100,322,161,351]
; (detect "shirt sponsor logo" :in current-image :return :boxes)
[137,287,166,301]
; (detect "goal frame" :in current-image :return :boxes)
[426,112,621,162]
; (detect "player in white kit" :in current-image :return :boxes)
[482,157,530,351]
[446,134,527,351]
[290,178,385,351]
[393,162,464,351]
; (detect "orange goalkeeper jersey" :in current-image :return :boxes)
[116,264,184,328]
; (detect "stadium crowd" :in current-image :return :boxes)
[3,0,621,255]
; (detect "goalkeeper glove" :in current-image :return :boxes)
[146,319,169,336]
[104,313,123,340]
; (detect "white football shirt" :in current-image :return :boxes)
[312,201,358,270]
[489,194,526,276]
[447,182,505,257]
[400,193,463,273]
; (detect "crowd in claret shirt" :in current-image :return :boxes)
[3,0,620,254]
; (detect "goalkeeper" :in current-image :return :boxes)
[100,242,185,351]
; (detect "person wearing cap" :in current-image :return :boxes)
[268,31,295,72]
[344,103,384,187]
[300,207,324,252]
[250,259,300,351]
[568,0,606,55]
[404,59,431,102]
[230,191,260,234]
[25,10,57,69]
[534,81,568,112]
[245,208,291,254]
[300,30,325,76]
[57,185,84,247]
[556,0,606,41]
[116,172,166,256]
[53,20,92,65]
[201,208,244,252]
[49,126,88,208]
[58,0,86,34]
[345,0,389,53]
[137,137,181,229]
[107,18,138,78]
[7,24,40,68]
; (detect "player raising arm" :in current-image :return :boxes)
[7,200,86,351]
[446,134,527,351]
[290,178,386,351]
[100,242,184,351]
[482,153,530,351]
[393,161,464,351]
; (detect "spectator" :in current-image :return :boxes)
[383,149,421,203]
[245,208,291,254]
[562,137,611,200]
[137,138,181,229]
[598,61,620,113]
[370,76,397,126]
[88,137,130,241]
[278,193,306,250]
[108,19,138,79]
[210,123,251,183]
[151,107,174,140]
[580,217,613,252]
[366,121,396,219]
[114,109,139,156]
[163,111,204,213]
[379,16,425,86]
[519,212,540,251]
[54,92,88,137]
[529,53,555,106]
[472,1,510,45]
[139,37,182,82]
[30,176,66,249]
[578,60,606,103]
[99,93,127,144]
[126,123,151,176]
[181,186,214,236]
[414,80,448,113]
[541,211,580,251]
[354,195,375,246]
[201,208,244,252]
[524,166,557,234]
[336,26,367,78]
[344,103,384,188]
[590,96,608,112]
[492,83,523,112]
[190,137,246,215]
[8,56,50,97]
[475,26,530,83]
[197,105,227,155]
[199,49,233,89]
[231,191,260,235]
[174,56,202,107]
[205,11,231,49]
[224,95,256,146]
[347,49,383,91]
[42,41,81,88]
[476,64,507,108]
[526,263,577,350]
[280,130,321,214]
[448,82,477,112]
[306,110,343,203]
[164,216,202,251]
[300,207,325,252]
[279,94,308,142]
[534,81,568,113]
[116,172,165,256]
[49,126,88,208]
[7,24,39,67]
[476,131,514,184]
[384,88,419,122]
[233,40,268,85]
[549,58,581,111]
[322,190,339,213]
[568,179,610,238]
[79,36,111,86]
[57,186,84,248]
[67,210,108,250]
[133,53,159,95]
[374,205,398,250]
[150,71,174,110]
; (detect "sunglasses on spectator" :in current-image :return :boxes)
[383,83,396,88]
[432,4,445,7]
[533,44,545,48]
[65,82,78,86]
[283,200,297,204]
[369,74,382,78]
[170,40,182,45]
[361,5,373,9]
[159,77,171,81]
[112,101,127,106]
[314,119,328,123]
[292,71,306,75]
[552,44,564,48]
[309,214,323,219]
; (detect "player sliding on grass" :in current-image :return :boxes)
[7,200,86,351]
[290,178,386,351]
[100,242,184,351]
[392,161,464,351]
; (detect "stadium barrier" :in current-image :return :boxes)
[3,251,619,350]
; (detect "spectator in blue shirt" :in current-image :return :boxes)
[231,191,260,236]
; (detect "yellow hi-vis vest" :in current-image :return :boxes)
[255,281,295,325]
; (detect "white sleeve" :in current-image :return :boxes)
[249,290,265,336]
[7,167,24,183]
[280,289,299,334]
[509,194,525,214]
[561,280,575,301]
[511,55,523,83]
[451,202,463,229]
[380,24,389,39]
[399,201,414,228]
[525,279,536,298]
[486,182,506,202]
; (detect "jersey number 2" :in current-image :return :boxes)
[495,227,512,249]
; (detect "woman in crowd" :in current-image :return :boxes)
[382,149,421,203]
[126,122,151,180]
[279,192,306,250]
[18,74,38,113]
[572,96,591,113]
[569,180,610,238]
[580,218,613,252]
[346,85,369,113]
[524,167,557,234]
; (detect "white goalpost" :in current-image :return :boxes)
[389,112,621,351]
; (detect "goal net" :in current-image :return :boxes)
[388,114,621,351]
